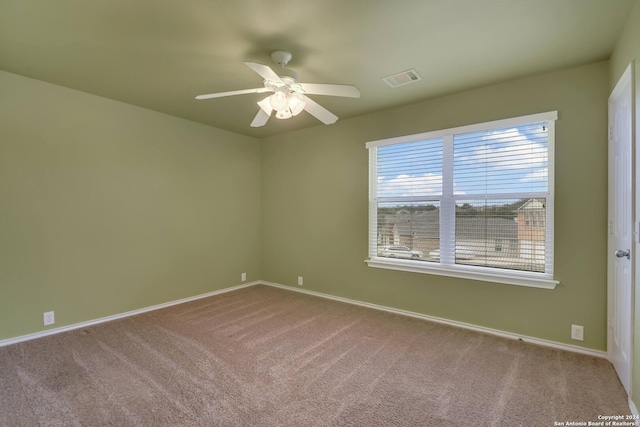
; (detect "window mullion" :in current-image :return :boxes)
[369,146,378,258]
[440,134,455,265]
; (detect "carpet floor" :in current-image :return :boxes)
[0,284,630,426]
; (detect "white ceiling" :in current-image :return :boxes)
[0,0,635,138]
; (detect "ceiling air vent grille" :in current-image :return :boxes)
[382,69,422,88]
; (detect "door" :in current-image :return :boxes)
[608,63,634,396]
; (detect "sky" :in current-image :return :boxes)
[376,122,549,204]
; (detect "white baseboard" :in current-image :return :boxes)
[261,281,608,359]
[0,281,260,348]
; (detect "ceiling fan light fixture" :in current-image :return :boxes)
[197,52,360,128]
[269,90,305,119]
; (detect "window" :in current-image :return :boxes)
[366,111,558,289]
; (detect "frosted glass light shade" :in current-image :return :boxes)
[269,91,288,112]
[288,93,305,116]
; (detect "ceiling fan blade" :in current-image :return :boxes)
[244,62,283,84]
[299,83,361,98]
[302,95,338,125]
[250,109,271,127]
[195,87,269,100]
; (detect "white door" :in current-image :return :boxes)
[608,63,634,396]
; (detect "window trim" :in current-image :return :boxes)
[366,111,559,289]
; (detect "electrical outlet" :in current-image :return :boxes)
[241,272,246,282]
[571,324,584,341]
[43,311,55,326]
[297,276,303,286]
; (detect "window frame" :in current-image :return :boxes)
[365,111,559,289]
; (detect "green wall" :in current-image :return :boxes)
[262,61,610,350]
[610,0,640,410]
[0,70,262,340]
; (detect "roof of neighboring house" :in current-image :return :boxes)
[516,198,546,211]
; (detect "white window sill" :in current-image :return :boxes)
[365,257,558,289]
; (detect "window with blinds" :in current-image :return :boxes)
[366,111,558,288]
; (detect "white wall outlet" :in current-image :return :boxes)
[297,276,303,286]
[571,324,584,341]
[43,311,55,326]
[241,272,246,282]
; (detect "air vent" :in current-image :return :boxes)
[382,69,422,88]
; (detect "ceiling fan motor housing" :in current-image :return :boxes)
[277,68,300,83]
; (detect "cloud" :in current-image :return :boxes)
[378,173,443,198]
[378,173,466,198]
[456,128,547,171]
[520,167,548,182]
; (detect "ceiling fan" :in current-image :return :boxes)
[195,50,361,127]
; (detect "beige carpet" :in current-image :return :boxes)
[0,285,630,426]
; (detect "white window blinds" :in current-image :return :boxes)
[367,111,557,287]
